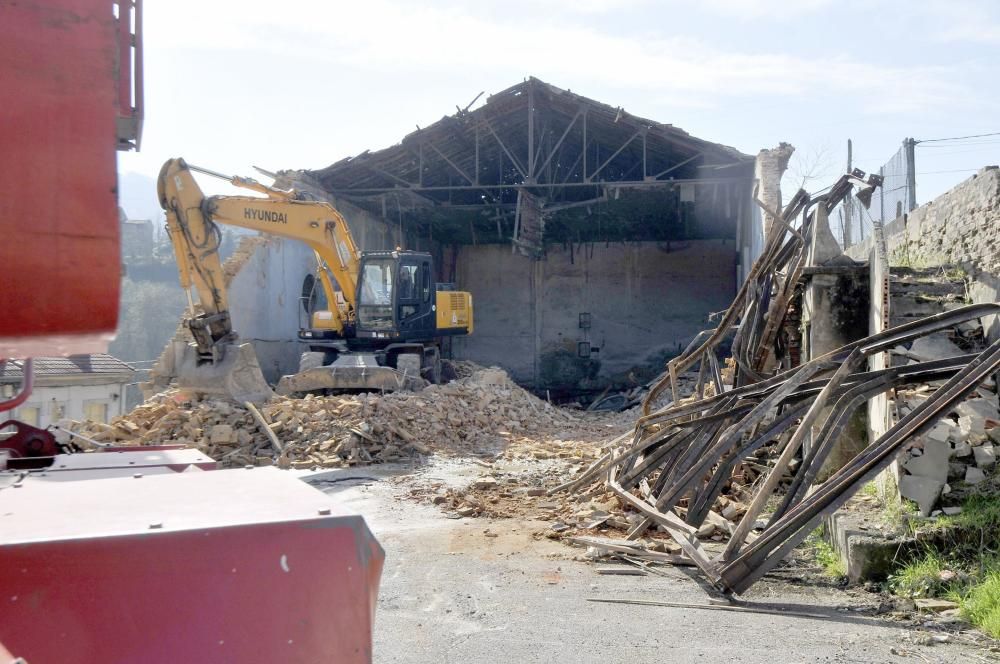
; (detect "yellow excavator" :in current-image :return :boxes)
[157,157,473,402]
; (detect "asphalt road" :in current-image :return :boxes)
[307,464,986,664]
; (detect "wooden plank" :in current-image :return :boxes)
[244,401,284,454]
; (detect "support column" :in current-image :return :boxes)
[801,206,869,480]
[753,143,794,237]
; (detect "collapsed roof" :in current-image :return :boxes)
[296,77,754,246]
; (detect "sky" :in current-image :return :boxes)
[118,0,1000,222]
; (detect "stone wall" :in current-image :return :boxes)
[450,240,737,390]
[847,166,1000,337]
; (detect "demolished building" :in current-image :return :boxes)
[158,78,763,398]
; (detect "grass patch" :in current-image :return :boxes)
[885,493,1000,638]
[808,529,846,579]
[960,569,1000,639]
[888,551,954,598]
[858,481,879,498]
[924,493,1000,563]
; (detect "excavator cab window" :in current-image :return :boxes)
[399,264,417,301]
[398,263,419,320]
[358,258,395,330]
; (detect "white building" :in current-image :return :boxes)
[1,354,134,427]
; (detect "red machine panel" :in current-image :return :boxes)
[0,467,385,663]
[0,0,124,356]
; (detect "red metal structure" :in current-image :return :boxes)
[0,0,141,358]
[0,3,384,661]
[0,468,383,663]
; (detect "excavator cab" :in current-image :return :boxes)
[355,251,437,344]
[284,249,472,394]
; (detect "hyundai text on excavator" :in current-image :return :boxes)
[158,157,473,402]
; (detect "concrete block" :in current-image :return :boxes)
[952,439,972,458]
[209,424,236,444]
[959,415,986,437]
[956,398,999,437]
[915,598,960,612]
[965,466,987,485]
[910,334,965,361]
[899,474,944,516]
[904,438,950,484]
[825,511,917,583]
[956,397,999,423]
[974,444,996,468]
[925,421,956,446]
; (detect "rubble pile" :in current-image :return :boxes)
[71,367,618,469]
[893,349,999,515]
[886,270,999,516]
[408,473,750,543]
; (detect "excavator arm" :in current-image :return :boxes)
[158,158,363,350]
[158,159,232,356]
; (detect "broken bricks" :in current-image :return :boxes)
[72,365,607,471]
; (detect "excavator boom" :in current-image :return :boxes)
[159,158,362,338]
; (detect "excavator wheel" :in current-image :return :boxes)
[440,359,458,383]
[420,347,442,384]
[395,353,421,380]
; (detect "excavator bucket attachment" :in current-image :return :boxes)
[276,353,427,395]
[175,342,274,404]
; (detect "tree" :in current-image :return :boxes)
[108,278,187,364]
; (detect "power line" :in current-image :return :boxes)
[918,139,1000,149]
[916,131,1000,144]
[915,168,984,175]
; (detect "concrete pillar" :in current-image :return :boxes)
[754,143,795,238]
[801,206,869,480]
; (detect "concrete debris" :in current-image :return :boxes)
[914,598,960,613]
[955,397,999,425]
[898,475,944,517]
[908,334,965,363]
[903,438,950,484]
[965,465,987,485]
[72,367,614,470]
[973,443,996,468]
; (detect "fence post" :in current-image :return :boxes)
[879,166,885,225]
[904,137,917,212]
[844,138,853,247]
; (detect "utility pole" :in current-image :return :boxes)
[843,139,853,247]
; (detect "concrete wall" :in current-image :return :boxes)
[227,238,314,382]
[451,239,737,389]
[846,166,1000,337]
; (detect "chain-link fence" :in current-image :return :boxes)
[831,139,916,248]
